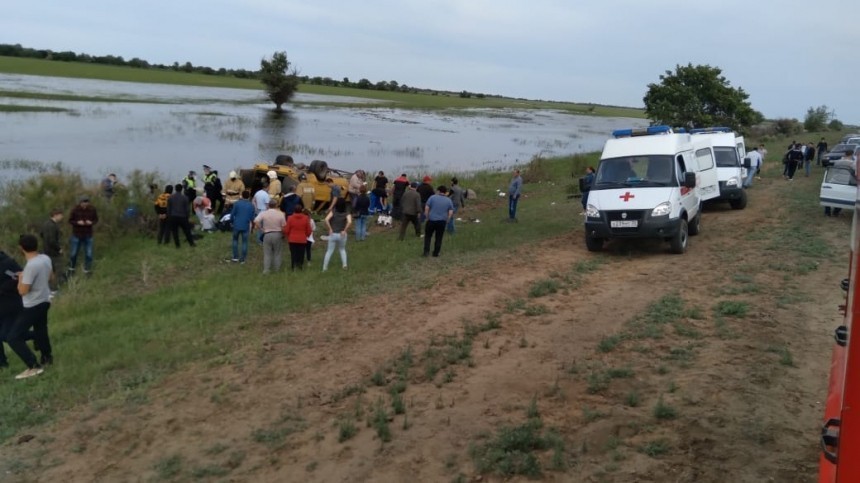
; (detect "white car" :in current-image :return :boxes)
[820,160,856,215]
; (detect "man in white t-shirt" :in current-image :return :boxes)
[744,147,762,188]
[7,234,53,380]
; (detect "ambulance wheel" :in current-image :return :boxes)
[730,191,747,210]
[669,219,688,254]
[688,213,701,236]
[585,235,604,252]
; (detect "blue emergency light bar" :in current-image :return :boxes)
[689,127,732,134]
[611,125,673,138]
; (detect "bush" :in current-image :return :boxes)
[773,118,802,136]
[829,119,845,131]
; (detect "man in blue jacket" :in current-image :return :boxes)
[229,190,256,263]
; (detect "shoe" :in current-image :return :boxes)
[240,260,246,265]
[422,252,429,257]
[342,266,348,270]
[15,367,44,380]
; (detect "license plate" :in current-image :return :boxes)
[610,220,638,228]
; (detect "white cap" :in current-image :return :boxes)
[229,170,237,179]
[267,170,277,179]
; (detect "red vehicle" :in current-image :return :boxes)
[819,169,860,481]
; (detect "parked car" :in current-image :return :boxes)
[820,160,856,214]
[822,144,860,167]
[839,133,860,144]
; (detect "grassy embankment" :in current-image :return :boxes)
[0,153,593,444]
[0,56,644,117]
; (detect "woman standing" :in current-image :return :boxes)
[283,205,312,271]
[323,198,352,271]
[353,185,371,241]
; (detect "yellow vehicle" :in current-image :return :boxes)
[239,158,352,212]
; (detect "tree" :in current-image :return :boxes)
[259,51,299,112]
[643,63,762,132]
[804,105,831,132]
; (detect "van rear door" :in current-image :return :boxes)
[693,146,720,201]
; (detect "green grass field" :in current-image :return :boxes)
[0,56,644,116]
[0,152,595,443]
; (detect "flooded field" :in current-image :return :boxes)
[0,74,646,182]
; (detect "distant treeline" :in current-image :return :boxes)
[0,43,493,98]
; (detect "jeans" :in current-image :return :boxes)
[232,229,249,261]
[446,207,459,234]
[261,232,283,273]
[423,220,447,256]
[508,195,520,219]
[399,214,421,240]
[7,302,51,369]
[69,235,94,271]
[306,240,313,261]
[805,160,812,176]
[744,165,757,188]
[825,207,843,217]
[786,161,798,180]
[354,215,369,241]
[323,232,348,270]
[157,217,170,244]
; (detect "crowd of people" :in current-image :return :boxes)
[0,163,525,380]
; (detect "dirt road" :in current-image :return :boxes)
[2,173,847,482]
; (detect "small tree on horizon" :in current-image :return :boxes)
[260,51,299,112]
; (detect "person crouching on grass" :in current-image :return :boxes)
[8,234,53,380]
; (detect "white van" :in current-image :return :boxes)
[582,125,719,254]
[690,127,748,209]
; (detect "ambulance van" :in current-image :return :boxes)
[690,127,748,209]
[582,125,720,254]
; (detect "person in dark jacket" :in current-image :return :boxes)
[391,173,410,220]
[416,175,435,222]
[202,165,225,215]
[398,182,423,240]
[353,185,371,241]
[39,209,64,290]
[67,195,99,275]
[154,185,172,245]
[0,250,23,368]
[785,143,804,181]
[167,184,196,248]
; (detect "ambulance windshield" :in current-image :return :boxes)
[595,155,676,187]
[714,147,740,167]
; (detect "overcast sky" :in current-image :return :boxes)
[3,0,859,124]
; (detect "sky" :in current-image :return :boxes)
[3,0,859,124]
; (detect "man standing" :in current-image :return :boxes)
[223,171,245,211]
[266,171,282,200]
[423,186,454,258]
[7,234,53,379]
[202,165,224,215]
[67,195,98,276]
[0,250,23,370]
[182,171,197,207]
[758,144,767,178]
[507,169,523,222]
[254,199,287,274]
[39,209,64,291]
[805,142,816,177]
[253,183,271,215]
[399,182,422,241]
[167,184,196,248]
[254,198,288,275]
[101,173,118,201]
[229,190,256,263]
[416,175,435,222]
[785,143,803,181]
[448,177,466,234]
[391,173,410,221]
[296,173,315,213]
[743,147,762,188]
[817,137,829,166]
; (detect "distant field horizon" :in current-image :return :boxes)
[0,56,645,117]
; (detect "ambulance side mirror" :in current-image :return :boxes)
[743,157,752,169]
[683,172,697,188]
